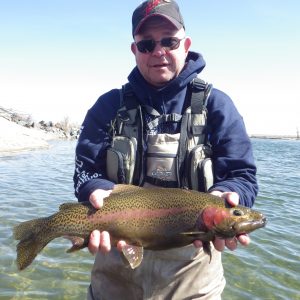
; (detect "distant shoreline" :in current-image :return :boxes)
[249,134,299,141]
[0,106,298,157]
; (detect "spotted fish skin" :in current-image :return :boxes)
[13,185,267,270]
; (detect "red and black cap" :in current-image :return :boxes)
[132,0,185,36]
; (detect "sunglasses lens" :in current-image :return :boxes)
[161,37,180,50]
[136,40,155,53]
[136,37,182,53]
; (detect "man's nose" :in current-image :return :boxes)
[151,42,167,56]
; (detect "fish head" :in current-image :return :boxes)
[197,206,267,239]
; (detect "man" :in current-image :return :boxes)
[74,0,258,299]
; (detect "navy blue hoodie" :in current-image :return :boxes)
[74,51,258,207]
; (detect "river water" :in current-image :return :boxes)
[0,139,299,299]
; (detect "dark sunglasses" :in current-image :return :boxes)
[136,37,185,53]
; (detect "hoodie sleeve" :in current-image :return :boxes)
[207,89,258,207]
[73,89,120,202]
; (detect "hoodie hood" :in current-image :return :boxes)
[127,51,206,110]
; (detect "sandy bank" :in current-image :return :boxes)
[0,117,60,156]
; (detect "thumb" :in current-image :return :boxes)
[89,189,112,209]
[225,192,239,207]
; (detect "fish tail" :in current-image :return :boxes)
[13,217,55,270]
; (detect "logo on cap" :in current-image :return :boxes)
[145,0,162,15]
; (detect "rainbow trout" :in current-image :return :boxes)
[13,185,266,271]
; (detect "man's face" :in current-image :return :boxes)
[131,18,191,88]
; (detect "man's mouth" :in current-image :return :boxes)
[152,63,169,68]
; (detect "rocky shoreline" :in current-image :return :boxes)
[249,133,299,140]
[0,106,80,156]
[1,106,298,157]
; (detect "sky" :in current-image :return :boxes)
[1,0,299,135]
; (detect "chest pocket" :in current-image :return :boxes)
[106,136,137,184]
[144,133,180,188]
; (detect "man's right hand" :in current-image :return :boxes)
[89,189,112,209]
[88,189,126,254]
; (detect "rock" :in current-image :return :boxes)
[0,106,80,155]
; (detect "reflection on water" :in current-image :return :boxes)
[0,139,299,299]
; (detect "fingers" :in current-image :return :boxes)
[117,240,127,252]
[193,240,203,248]
[100,231,111,252]
[213,234,250,252]
[225,237,238,251]
[210,190,239,207]
[88,230,112,255]
[224,234,250,251]
[88,230,100,254]
[213,237,225,252]
[210,190,223,197]
[89,189,112,209]
[237,234,250,246]
[213,237,237,252]
[88,189,123,255]
[225,192,239,207]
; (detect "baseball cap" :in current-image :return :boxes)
[132,0,185,36]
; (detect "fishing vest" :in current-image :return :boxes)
[106,78,214,192]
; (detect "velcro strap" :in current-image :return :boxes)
[147,113,182,130]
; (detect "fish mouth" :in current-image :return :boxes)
[234,216,267,234]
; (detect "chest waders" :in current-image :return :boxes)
[106,78,214,192]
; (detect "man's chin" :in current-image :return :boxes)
[150,75,175,88]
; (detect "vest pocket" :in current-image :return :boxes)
[106,136,137,184]
[106,148,126,183]
[197,158,214,192]
[145,134,180,187]
[188,144,213,191]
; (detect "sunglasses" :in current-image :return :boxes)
[135,37,185,53]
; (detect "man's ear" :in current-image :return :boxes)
[131,42,137,55]
[184,37,192,53]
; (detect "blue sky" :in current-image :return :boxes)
[1,0,299,135]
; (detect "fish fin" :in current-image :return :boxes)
[59,202,78,211]
[64,236,89,253]
[202,241,212,263]
[180,231,209,239]
[14,218,42,241]
[13,218,54,271]
[111,184,141,195]
[181,232,212,263]
[121,244,144,269]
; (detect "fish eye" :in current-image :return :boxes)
[232,209,244,216]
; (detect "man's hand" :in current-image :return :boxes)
[193,191,250,251]
[210,191,250,251]
[89,189,112,209]
[88,189,126,254]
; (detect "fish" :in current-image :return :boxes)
[13,184,267,271]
